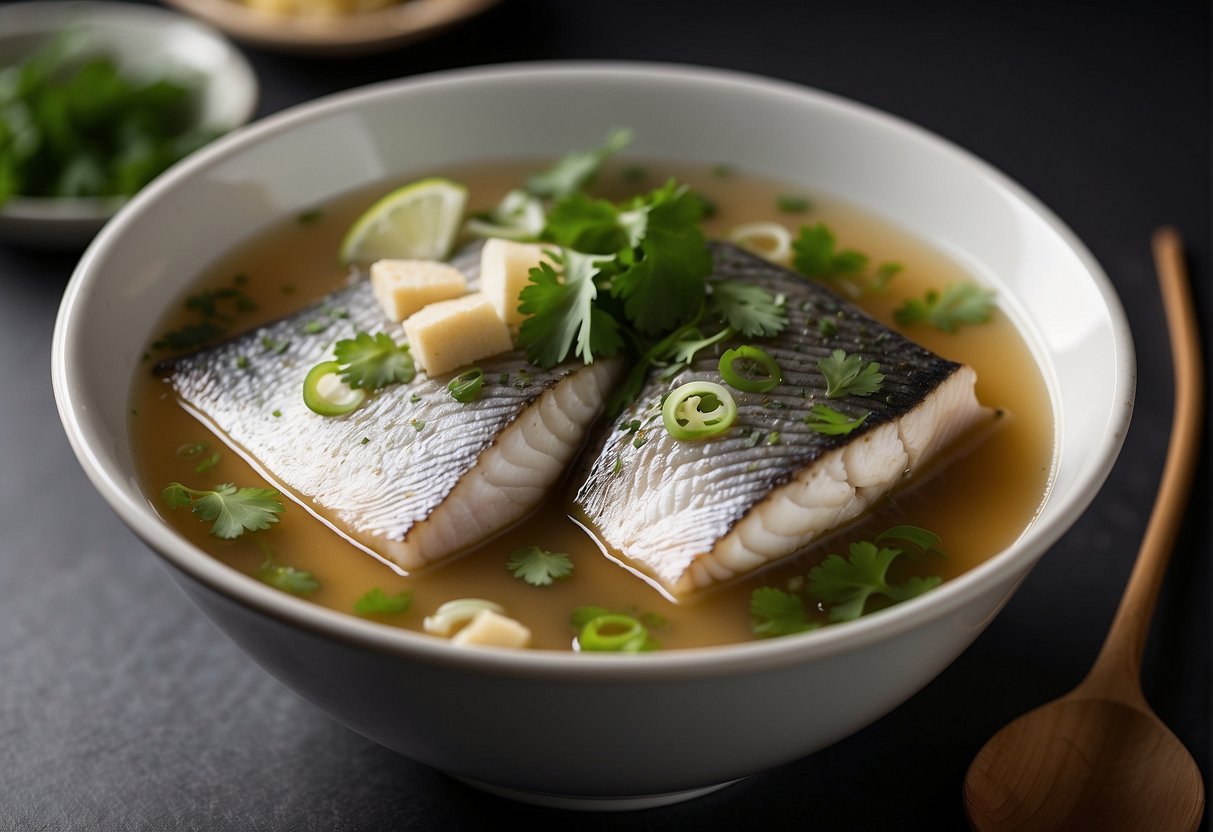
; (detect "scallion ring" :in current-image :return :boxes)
[719,345,782,393]
[448,367,484,403]
[303,360,366,416]
[577,613,651,652]
[728,221,792,264]
[661,381,737,441]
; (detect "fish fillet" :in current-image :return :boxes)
[162,245,623,572]
[575,242,990,599]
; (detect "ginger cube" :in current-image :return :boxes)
[451,609,532,649]
[479,239,558,327]
[371,259,467,323]
[402,293,512,376]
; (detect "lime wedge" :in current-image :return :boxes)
[339,178,468,265]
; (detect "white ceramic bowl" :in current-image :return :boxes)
[52,63,1133,810]
[0,0,258,248]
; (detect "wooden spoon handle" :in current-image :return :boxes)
[1082,228,1205,700]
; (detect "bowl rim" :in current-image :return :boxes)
[53,60,1135,681]
[0,0,260,225]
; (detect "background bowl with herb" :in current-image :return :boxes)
[0,0,257,248]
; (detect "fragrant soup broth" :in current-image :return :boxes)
[131,160,1054,651]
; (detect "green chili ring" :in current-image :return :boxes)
[578,614,651,653]
[719,345,782,393]
[303,360,366,416]
[662,381,738,441]
[448,367,485,403]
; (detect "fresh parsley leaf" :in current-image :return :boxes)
[525,127,633,199]
[517,252,622,367]
[161,482,284,539]
[750,587,817,637]
[708,280,788,339]
[894,283,996,332]
[152,322,224,352]
[609,181,713,336]
[354,587,412,615]
[872,261,903,292]
[804,404,869,435]
[806,541,942,622]
[507,546,574,587]
[193,452,221,473]
[818,349,884,398]
[333,331,416,389]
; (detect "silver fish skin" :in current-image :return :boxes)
[574,242,989,600]
[162,245,622,572]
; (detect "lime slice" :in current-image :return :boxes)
[339,178,467,265]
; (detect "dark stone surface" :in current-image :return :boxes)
[1,0,1207,829]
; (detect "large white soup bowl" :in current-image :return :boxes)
[51,63,1132,810]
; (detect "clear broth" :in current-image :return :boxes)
[131,161,1054,651]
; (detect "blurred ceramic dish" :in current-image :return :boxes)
[52,63,1133,810]
[159,0,503,56]
[0,1,257,249]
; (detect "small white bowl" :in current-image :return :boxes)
[0,1,257,248]
[52,63,1133,810]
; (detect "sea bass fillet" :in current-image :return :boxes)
[575,242,989,600]
[163,246,622,572]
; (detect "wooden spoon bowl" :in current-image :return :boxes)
[963,228,1206,832]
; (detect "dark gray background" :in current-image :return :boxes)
[1,0,1208,829]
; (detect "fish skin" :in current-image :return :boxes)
[574,242,988,599]
[161,244,622,572]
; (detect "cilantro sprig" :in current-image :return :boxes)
[894,283,996,332]
[818,349,884,398]
[521,180,716,369]
[792,222,902,294]
[806,541,942,622]
[332,331,416,389]
[256,542,319,595]
[507,546,575,587]
[162,482,284,539]
[804,404,869,435]
[749,525,945,636]
[525,127,633,199]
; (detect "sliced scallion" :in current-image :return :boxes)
[719,345,781,393]
[303,360,366,417]
[661,381,737,441]
[576,613,652,653]
[448,367,485,403]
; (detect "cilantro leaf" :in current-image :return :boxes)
[507,545,574,586]
[354,587,413,615]
[750,587,817,637]
[804,404,869,435]
[543,193,628,253]
[259,562,320,594]
[333,331,416,389]
[875,525,946,559]
[517,252,623,367]
[708,281,787,339]
[525,127,633,199]
[806,541,942,622]
[608,181,713,336]
[818,349,884,398]
[162,482,284,539]
[893,283,996,332]
[792,223,868,280]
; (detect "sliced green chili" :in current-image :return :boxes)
[303,360,366,417]
[448,367,485,403]
[577,614,652,653]
[661,381,737,441]
[719,345,781,393]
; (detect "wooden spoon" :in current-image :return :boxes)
[963,228,1206,832]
